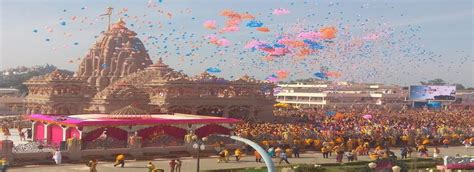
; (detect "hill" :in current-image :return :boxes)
[0,64,74,94]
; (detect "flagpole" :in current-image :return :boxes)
[106,7,113,31]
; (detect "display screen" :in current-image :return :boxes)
[409,85,456,101]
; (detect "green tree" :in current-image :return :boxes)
[455,84,465,90]
[420,78,447,85]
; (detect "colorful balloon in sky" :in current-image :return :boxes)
[29,1,468,85]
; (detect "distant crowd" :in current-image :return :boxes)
[231,108,472,162]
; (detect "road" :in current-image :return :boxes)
[8,146,473,172]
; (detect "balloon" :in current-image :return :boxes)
[279,39,305,47]
[219,10,254,33]
[272,8,290,15]
[319,26,337,39]
[240,13,255,20]
[314,72,328,80]
[256,27,270,32]
[273,43,285,48]
[206,67,221,73]
[296,48,312,57]
[246,20,264,27]
[362,114,372,119]
[203,20,217,29]
[269,48,290,56]
[33,29,38,33]
[297,31,322,40]
[221,26,239,32]
[60,21,66,26]
[266,76,278,83]
[303,39,324,50]
[216,39,230,46]
[206,34,230,46]
[326,71,342,78]
[275,70,289,79]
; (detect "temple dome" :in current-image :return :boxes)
[77,18,153,91]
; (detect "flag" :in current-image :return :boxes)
[100,7,113,16]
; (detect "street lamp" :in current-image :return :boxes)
[192,136,207,172]
[392,166,401,172]
[368,162,377,171]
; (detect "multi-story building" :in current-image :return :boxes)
[451,90,474,110]
[0,88,20,97]
[276,82,408,109]
[0,88,24,115]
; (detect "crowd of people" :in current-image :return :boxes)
[231,108,473,163]
[1,107,472,170]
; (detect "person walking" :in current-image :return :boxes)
[86,159,98,172]
[169,159,176,172]
[113,154,125,167]
[345,151,354,162]
[400,146,408,159]
[52,149,62,165]
[175,159,182,172]
[254,150,262,162]
[292,145,300,158]
[321,146,329,159]
[335,146,344,163]
[217,150,228,163]
[0,157,8,172]
[268,147,275,158]
[26,128,32,140]
[146,161,156,172]
[224,149,230,162]
[19,131,25,141]
[418,145,429,157]
[234,149,242,161]
[432,147,440,159]
[278,151,290,164]
[442,138,450,148]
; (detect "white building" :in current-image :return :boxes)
[275,82,408,109]
[0,88,20,97]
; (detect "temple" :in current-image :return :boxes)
[22,16,275,152]
[24,18,276,120]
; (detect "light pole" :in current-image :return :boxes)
[192,136,207,172]
[368,162,377,171]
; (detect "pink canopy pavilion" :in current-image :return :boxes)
[26,106,240,149]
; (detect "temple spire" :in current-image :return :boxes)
[100,6,114,31]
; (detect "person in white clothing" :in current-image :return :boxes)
[52,149,62,165]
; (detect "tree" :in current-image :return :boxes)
[455,84,465,90]
[420,78,446,85]
[0,64,74,94]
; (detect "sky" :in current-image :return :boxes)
[0,0,473,87]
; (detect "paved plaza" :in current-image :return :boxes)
[8,146,473,172]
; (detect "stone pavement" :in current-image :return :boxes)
[8,146,473,172]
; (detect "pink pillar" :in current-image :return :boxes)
[48,124,63,145]
[34,122,45,142]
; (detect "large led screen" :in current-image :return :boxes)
[409,85,456,101]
